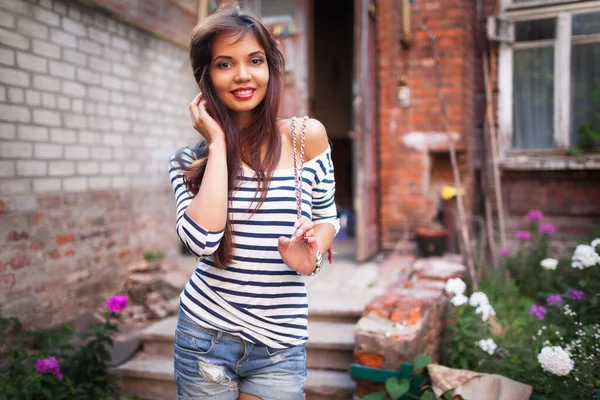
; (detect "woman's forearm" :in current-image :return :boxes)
[314,223,336,255]
[184,140,228,232]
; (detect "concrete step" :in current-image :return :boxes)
[116,353,354,400]
[140,316,355,371]
[306,321,355,371]
[139,315,177,357]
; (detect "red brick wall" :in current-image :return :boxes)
[376,0,476,250]
[503,171,600,248]
[81,0,197,46]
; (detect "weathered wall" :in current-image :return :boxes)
[375,0,476,251]
[0,0,197,327]
[79,0,197,47]
[474,0,600,251]
[502,170,600,249]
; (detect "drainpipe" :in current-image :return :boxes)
[197,0,208,24]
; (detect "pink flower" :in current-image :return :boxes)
[527,210,544,221]
[35,357,63,380]
[515,230,531,240]
[568,289,585,301]
[547,294,563,307]
[539,223,556,235]
[530,304,547,320]
[500,248,510,257]
[105,295,128,313]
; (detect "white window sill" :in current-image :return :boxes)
[499,151,600,170]
[505,0,591,12]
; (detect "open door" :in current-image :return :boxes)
[352,0,379,261]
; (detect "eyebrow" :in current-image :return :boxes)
[213,51,266,62]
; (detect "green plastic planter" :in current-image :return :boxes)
[350,363,430,399]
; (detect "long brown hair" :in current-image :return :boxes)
[180,3,285,269]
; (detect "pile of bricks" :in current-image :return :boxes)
[120,258,186,326]
[353,255,466,397]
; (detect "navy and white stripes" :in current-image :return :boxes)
[169,144,339,348]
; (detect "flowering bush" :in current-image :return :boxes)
[444,279,497,371]
[0,295,129,399]
[443,211,600,399]
[502,211,564,299]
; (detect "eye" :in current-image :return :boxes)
[218,62,232,69]
[250,58,264,65]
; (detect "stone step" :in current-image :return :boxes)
[115,353,354,400]
[139,315,177,357]
[306,320,355,371]
[140,317,355,371]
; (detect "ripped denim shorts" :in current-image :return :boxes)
[173,308,307,400]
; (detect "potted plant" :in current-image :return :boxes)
[415,226,448,257]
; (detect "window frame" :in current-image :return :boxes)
[503,0,589,11]
[498,1,600,162]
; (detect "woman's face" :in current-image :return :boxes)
[209,31,270,118]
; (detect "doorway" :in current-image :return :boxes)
[311,0,355,259]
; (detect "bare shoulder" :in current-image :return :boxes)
[304,118,329,158]
[279,117,329,160]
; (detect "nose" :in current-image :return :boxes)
[234,65,251,82]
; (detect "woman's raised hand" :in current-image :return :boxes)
[278,218,318,275]
[189,93,225,144]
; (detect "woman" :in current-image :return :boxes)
[169,3,339,400]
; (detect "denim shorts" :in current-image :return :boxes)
[173,309,307,400]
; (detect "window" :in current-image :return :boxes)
[498,4,600,153]
[570,11,600,147]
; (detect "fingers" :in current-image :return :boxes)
[292,219,314,237]
[190,93,209,134]
[291,219,315,244]
[278,236,291,248]
[191,92,202,106]
[189,93,202,126]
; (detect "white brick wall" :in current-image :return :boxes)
[0,0,196,201]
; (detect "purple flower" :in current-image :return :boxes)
[568,289,585,301]
[547,294,563,307]
[35,357,63,380]
[105,295,128,313]
[500,248,510,257]
[527,210,544,221]
[515,230,531,240]
[539,223,556,235]
[530,305,547,320]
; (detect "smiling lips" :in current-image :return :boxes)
[231,87,255,100]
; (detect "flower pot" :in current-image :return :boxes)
[415,228,448,257]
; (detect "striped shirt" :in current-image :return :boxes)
[169,143,339,348]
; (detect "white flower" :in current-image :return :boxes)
[475,303,496,322]
[571,244,600,269]
[469,292,489,307]
[445,278,467,296]
[450,294,469,306]
[591,238,600,249]
[540,258,558,271]
[476,338,498,355]
[538,346,574,376]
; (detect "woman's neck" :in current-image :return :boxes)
[235,110,254,130]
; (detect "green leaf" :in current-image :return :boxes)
[413,354,432,369]
[362,392,386,400]
[420,391,436,400]
[386,377,410,400]
[442,390,454,400]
